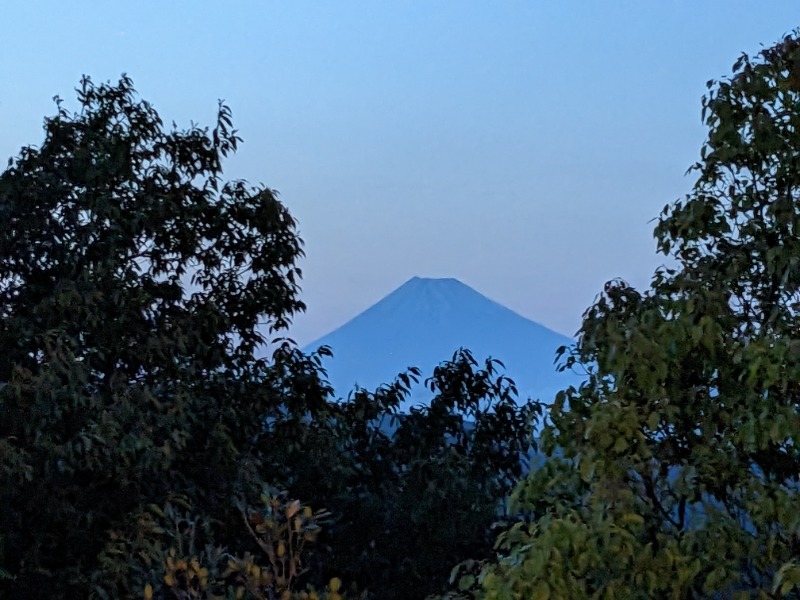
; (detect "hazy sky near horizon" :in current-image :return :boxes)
[1,2,797,344]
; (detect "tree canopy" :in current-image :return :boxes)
[0,74,310,598]
[6,27,797,600]
[0,76,538,600]
[463,29,800,600]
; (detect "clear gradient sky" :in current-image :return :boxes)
[1,2,797,344]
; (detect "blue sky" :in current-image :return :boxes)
[1,2,797,344]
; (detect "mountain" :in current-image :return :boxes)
[302,277,581,410]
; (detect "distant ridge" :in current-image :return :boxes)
[303,277,581,409]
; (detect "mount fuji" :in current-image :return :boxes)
[302,277,581,409]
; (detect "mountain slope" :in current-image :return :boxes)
[303,277,581,408]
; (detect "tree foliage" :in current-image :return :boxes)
[0,75,308,597]
[258,348,539,600]
[0,76,539,599]
[466,30,800,600]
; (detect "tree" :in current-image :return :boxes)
[0,75,312,598]
[256,348,540,600]
[0,76,542,600]
[467,30,800,599]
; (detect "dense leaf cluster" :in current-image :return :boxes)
[466,30,800,600]
[258,348,539,600]
[0,75,306,598]
[0,76,538,599]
